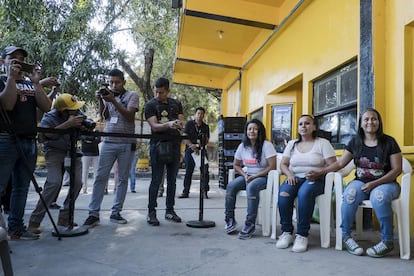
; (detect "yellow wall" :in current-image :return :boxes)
[220,0,414,235]
[236,0,358,117]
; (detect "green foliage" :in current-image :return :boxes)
[0,0,220,132]
[0,0,116,101]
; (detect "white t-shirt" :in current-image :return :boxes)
[234,140,277,175]
[283,137,335,178]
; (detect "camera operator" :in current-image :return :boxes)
[28,93,86,234]
[0,46,51,240]
[83,69,139,228]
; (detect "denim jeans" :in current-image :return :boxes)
[88,142,133,217]
[148,142,181,212]
[30,150,82,224]
[341,179,400,242]
[225,175,267,226]
[0,135,36,232]
[82,155,99,192]
[182,149,209,194]
[278,177,325,237]
[129,152,138,191]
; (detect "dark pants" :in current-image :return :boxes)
[148,142,181,211]
[182,149,209,195]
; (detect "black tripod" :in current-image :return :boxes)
[52,128,88,237]
[0,107,62,239]
[186,133,215,228]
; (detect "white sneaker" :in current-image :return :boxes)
[292,234,308,253]
[276,232,294,249]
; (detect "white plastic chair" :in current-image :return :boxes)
[228,169,277,236]
[271,170,335,249]
[334,157,411,260]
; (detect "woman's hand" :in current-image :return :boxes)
[286,173,297,185]
[245,174,255,184]
[305,169,323,181]
[361,182,375,193]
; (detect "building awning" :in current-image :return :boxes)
[173,0,289,90]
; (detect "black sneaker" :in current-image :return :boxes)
[83,215,100,228]
[110,213,127,224]
[165,210,182,223]
[147,210,160,226]
[238,224,255,240]
[366,240,394,258]
[224,218,237,234]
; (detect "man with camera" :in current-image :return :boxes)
[145,77,185,226]
[28,93,86,234]
[83,69,139,228]
[0,46,51,240]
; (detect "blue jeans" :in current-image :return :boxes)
[278,177,325,237]
[0,135,36,232]
[88,142,133,217]
[341,180,400,242]
[182,149,209,194]
[129,153,138,191]
[225,175,267,226]
[148,142,181,212]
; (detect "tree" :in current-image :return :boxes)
[121,0,220,129]
[0,0,220,131]
[0,0,118,101]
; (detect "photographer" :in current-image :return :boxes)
[28,93,86,234]
[145,77,185,226]
[0,46,51,240]
[83,69,139,228]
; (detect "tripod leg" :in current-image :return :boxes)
[13,137,61,239]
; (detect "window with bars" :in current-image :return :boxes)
[313,61,358,148]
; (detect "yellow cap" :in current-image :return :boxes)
[53,93,85,111]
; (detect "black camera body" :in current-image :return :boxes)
[76,111,96,130]
[82,119,96,130]
[98,84,111,96]
[17,61,34,73]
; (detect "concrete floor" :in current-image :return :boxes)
[4,169,414,276]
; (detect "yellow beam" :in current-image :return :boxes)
[185,0,280,25]
[177,45,242,68]
[173,73,223,89]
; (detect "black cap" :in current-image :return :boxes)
[1,46,28,59]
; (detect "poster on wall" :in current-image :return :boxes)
[272,104,293,153]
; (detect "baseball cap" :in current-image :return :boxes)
[53,93,85,111]
[1,46,28,59]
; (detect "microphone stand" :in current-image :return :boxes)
[186,133,215,228]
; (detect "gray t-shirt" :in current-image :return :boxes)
[103,90,139,144]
